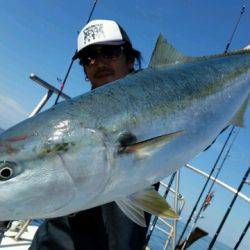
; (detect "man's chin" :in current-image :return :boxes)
[92,76,116,88]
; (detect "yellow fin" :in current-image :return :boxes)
[116,188,178,226]
[116,199,146,227]
[129,188,179,219]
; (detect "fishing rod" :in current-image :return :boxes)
[176,4,247,247]
[234,219,250,249]
[54,0,98,105]
[208,165,250,249]
[224,5,246,53]
[179,128,240,249]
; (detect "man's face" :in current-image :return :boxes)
[81,45,133,89]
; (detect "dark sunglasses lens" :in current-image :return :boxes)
[80,49,96,66]
[80,46,123,66]
[101,46,122,59]
[82,57,92,66]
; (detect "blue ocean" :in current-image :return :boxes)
[148,220,231,250]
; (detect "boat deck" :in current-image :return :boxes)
[1,225,37,250]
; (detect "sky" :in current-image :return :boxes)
[0,0,249,249]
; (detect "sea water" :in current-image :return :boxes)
[148,220,231,250]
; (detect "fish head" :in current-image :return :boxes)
[0,119,112,220]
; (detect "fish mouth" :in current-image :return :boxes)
[0,169,76,221]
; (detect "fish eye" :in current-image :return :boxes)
[0,167,13,179]
[0,161,16,181]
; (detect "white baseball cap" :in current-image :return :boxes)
[73,19,132,60]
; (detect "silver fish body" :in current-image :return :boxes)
[0,47,250,220]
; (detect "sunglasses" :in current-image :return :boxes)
[79,45,124,66]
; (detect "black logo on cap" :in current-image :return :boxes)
[82,24,105,45]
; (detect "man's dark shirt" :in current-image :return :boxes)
[29,202,151,250]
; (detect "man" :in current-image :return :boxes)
[74,19,142,89]
[30,20,150,250]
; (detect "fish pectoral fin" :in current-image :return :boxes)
[230,95,249,127]
[116,188,178,226]
[120,130,184,158]
[129,188,179,219]
[115,199,146,227]
[149,34,192,68]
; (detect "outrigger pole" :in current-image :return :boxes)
[54,0,98,105]
[208,165,250,249]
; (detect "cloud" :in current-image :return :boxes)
[0,94,28,129]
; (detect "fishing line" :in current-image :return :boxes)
[54,0,98,105]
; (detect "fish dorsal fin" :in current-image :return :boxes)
[116,188,178,226]
[120,130,184,159]
[230,95,250,127]
[149,35,250,69]
[149,34,192,68]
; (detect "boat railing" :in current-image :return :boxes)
[28,73,71,117]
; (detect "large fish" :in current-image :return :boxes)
[0,35,249,226]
